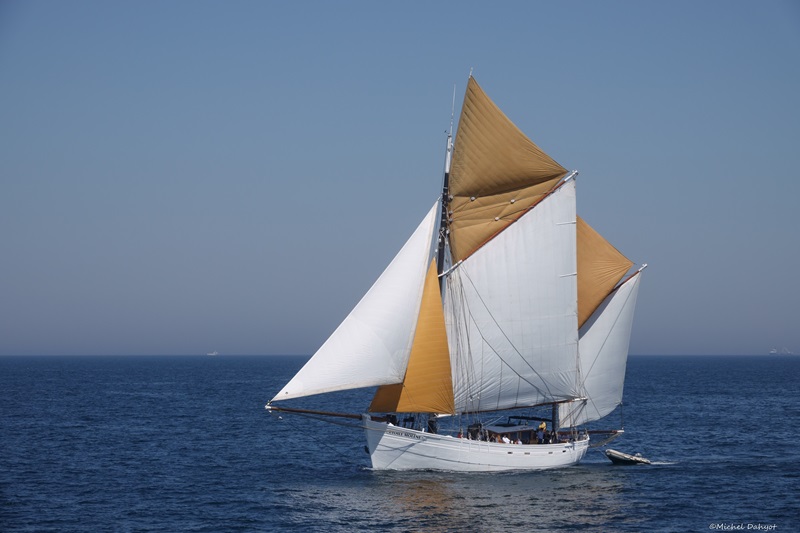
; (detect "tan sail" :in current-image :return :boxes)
[448,77,568,262]
[369,259,455,414]
[576,216,634,328]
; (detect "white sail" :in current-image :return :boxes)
[271,202,438,402]
[445,180,581,413]
[558,272,642,427]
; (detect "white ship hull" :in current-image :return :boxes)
[363,416,589,472]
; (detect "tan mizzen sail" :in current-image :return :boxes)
[447,77,568,262]
[369,259,455,414]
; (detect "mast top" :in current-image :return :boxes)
[449,84,456,137]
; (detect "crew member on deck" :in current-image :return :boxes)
[537,422,546,444]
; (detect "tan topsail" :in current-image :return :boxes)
[448,77,568,262]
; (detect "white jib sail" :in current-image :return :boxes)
[559,272,642,427]
[445,180,581,413]
[272,202,438,402]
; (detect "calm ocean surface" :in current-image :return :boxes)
[1,355,797,532]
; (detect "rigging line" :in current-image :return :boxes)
[448,269,487,412]
[455,273,499,413]
[269,409,363,428]
[447,272,477,409]
[461,265,551,398]
[457,279,552,406]
[458,266,556,401]
[270,410,365,467]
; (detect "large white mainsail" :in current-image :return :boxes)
[445,180,581,413]
[271,202,438,402]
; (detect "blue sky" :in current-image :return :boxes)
[1,1,798,356]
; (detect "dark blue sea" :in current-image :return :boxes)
[1,355,797,532]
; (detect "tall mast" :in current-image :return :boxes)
[436,85,456,290]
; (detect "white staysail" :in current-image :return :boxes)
[558,272,642,427]
[271,202,439,402]
[445,180,581,413]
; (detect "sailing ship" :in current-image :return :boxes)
[266,76,645,472]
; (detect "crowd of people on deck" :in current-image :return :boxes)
[458,422,556,445]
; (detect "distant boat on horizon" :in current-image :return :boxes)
[206,351,219,356]
[769,348,793,355]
